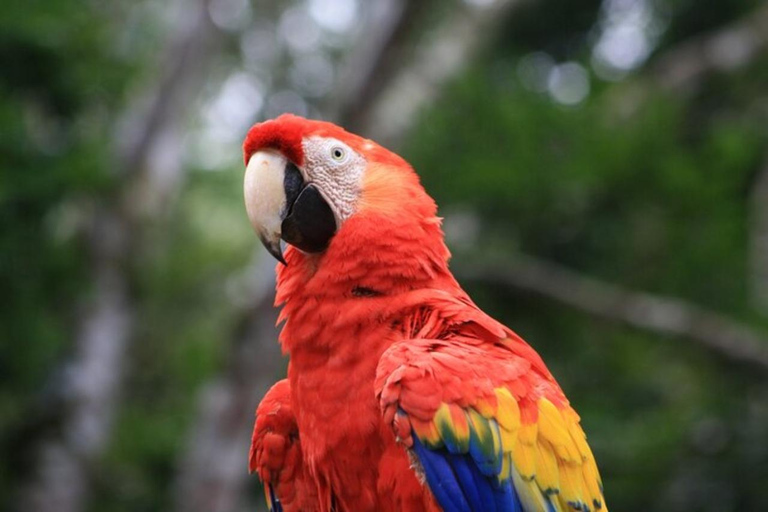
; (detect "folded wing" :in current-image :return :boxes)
[376,335,606,512]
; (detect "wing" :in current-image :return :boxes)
[250,379,318,512]
[376,336,606,512]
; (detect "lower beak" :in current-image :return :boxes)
[244,150,337,264]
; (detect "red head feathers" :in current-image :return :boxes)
[243,113,409,169]
[241,113,450,302]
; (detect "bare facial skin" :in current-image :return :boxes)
[301,136,366,223]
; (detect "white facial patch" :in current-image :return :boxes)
[301,136,366,222]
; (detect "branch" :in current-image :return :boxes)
[610,3,768,115]
[334,0,428,129]
[19,2,220,512]
[457,255,768,371]
[353,0,531,146]
[651,3,768,93]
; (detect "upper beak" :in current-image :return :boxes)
[244,150,290,264]
[244,150,337,265]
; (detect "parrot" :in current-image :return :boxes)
[244,114,607,512]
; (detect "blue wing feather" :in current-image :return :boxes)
[413,437,471,512]
[446,451,488,511]
[495,479,523,512]
[468,413,504,477]
[266,483,283,512]
[412,437,524,512]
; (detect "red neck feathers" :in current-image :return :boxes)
[274,158,458,355]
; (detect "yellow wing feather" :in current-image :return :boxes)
[501,392,607,511]
[412,387,606,511]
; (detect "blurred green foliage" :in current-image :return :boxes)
[1,0,767,511]
[0,0,132,501]
[404,44,768,512]
[409,78,762,306]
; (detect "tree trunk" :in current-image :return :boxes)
[19,2,219,511]
[173,257,281,512]
[751,157,768,315]
[353,0,530,146]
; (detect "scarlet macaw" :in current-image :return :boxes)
[244,114,607,512]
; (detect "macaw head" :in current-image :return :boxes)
[242,114,436,265]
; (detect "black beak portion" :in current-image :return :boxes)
[282,162,304,217]
[249,156,337,264]
[281,184,337,253]
[259,233,286,265]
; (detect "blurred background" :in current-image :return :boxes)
[2,0,768,511]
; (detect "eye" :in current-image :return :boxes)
[330,146,346,162]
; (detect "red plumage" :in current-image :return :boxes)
[250,380,317,511]
[246,115,606,512]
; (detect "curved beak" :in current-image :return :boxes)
[244,150,290,264]
[244,150,337,265]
